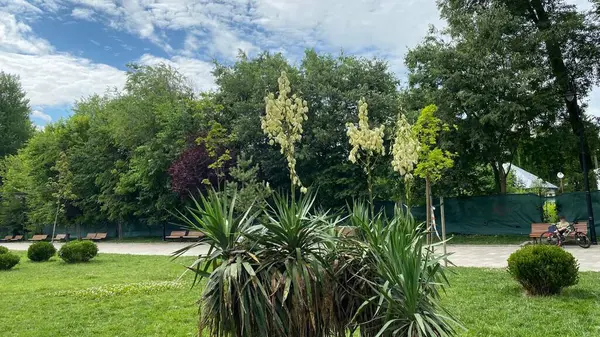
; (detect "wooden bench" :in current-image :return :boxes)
[82,233,97,240]
[182,231,205,240]
[165,231,187,241]
[29,234,48,241]
[571,222,588,236]
[10,235,24,241]
[53,234,69,241]
[92,233,107,241]
[530,223,551,243]
[0,235,13,242]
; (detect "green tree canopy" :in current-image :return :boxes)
[0,72,33,159]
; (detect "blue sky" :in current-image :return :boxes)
[1,0,598,130]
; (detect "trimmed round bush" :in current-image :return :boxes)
[0,252,20,271]
[507,244,579,295]
[0,246,9,255]
[27,241,57,262]
[58,240,98,263]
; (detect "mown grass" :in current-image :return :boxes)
[443,268,600,337]
[1,251,599,336]
[445,234,530,245]
[0,252,199,337]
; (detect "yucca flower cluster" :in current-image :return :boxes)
[346,98,385,165]
[391,113,419,180]
[262,71,309,193]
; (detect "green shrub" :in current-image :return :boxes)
[27,241,57,262]
[0,246,9,255]
[507,244,579,295]
[543,201,559,223]
[58,241,98,263]
[0,252,20,271]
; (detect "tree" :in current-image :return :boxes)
[441,0,600,171]
[406,4,560,193]
[0,154,31,234]
[413,105,455,238]
[214,51,401,208]
[48,151,77,240]
[0,72,33,160]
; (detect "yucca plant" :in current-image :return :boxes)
[363,209,458,337]
[174,190,271,337]
[329,202,380,337]
[248,191,336,337]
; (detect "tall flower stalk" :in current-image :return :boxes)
[262,71,309,195]
[346,98,385,216]
[391,112,419,205]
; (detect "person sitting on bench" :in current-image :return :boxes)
[556,216,569,239]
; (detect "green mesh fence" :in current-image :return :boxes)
[10,192,600,238]
[380,192,600,236]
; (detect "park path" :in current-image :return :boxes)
[2,242,600,271]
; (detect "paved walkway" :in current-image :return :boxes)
[1,241,210,257]
[2,242,599,271]
[446,244,600,271]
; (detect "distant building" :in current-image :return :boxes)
[503,163,559,197]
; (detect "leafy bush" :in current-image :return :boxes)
[27,241,57,262]
[0,252,20,270]
[58,240,98,263]
[0,246,8,255]
[507,244,579,295]
[543,201,559,223]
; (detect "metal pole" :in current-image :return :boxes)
[440,196,447,267]
[578,109,597,244]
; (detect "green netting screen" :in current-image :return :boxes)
[13,192,600,238]
[379,191,600,236]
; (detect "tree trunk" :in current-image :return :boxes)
[528,0,592,170]
[499,170,507,194]
[425,177,432,245]
[492,163,500,193]
[491,162,508,194]
[118,222,123,240]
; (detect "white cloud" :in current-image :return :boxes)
[71,7,96,21]
[0,13,53,55]
[0,0,42,18]
[31,109,52,122]
[35,124,45,131]
[0,51,126,106]
[138,54,215,92]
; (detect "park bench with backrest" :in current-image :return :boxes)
[0,235,13,242]
[82,233,97,240]
[10,235,24,241]
[29,235,48,241]
[531,221,589,243]
[53,234,69,241]
[530,223,550,243]
[182,231,205,240]
[92,233,107,241]
[165,231,187,241]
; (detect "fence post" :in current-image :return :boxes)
[440,196,447,267]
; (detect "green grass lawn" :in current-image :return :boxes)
[445,234,530,245]
[1,252,599,337]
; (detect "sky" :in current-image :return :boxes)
[1,0,599,130]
